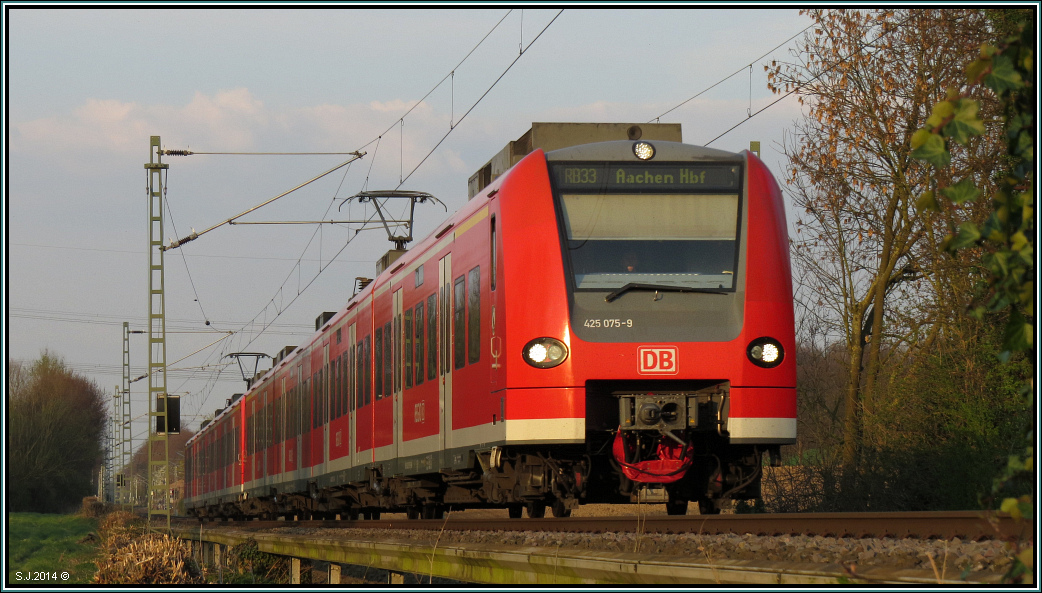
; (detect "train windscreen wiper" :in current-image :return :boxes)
[604,282,729,303]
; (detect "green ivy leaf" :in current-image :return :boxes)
[910,128,933,149]
[944,99,986,145]
[949,221,981,250]
[940,178,982,204]
[1003,309,1033,352]
[927,100,955,129]
[910,133,951,167]
[916,190,940,212]
[1011,231,1029,252]
[985,53,1024,94]
[966,57,991,84]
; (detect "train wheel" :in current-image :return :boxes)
[551,499,572,518]
[697,499,720,515]
[666,499,688,516]
[345,509,360,521]
[363,509,381,520]
[407,507,421,520]
[507,504,523,519]
[525,501,546,518]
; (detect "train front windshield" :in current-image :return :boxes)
[551,162,742,292]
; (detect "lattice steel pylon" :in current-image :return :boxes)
[145,136,171,531]
[119,321,133,510]
[111,385,118,504]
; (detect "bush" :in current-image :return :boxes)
[79,497,109,518]
[8,353,108,513]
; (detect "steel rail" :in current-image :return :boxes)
[171,522,1007,585]
[178,510,1021,542]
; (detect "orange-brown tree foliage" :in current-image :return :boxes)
[769,9,1008,468]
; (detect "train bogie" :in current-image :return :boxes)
[185,127,795,521]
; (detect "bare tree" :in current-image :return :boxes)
[769,9,1004,467]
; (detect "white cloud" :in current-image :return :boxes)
[11,90,468,184]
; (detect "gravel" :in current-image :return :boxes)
[260,505,1018,581]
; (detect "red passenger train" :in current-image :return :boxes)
[184,128,796,520]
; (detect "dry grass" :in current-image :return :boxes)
[92,511,202,584]
[78,496,109,518]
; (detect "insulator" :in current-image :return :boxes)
[164,149,193,156]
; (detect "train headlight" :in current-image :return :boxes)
[633,141,656,160]
[522,337,569,369]
[747,337,784,368]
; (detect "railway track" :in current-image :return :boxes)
[176,510,1020,542]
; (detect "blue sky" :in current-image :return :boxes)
[5,6,811,437]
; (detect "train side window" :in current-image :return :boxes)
[274,395,281,444]
[404,309,413,389]
[246,404,253,456]
[374,327,383,400]
[311,371,318,430]
[310,372,316,431]
[364,336,372,406]
[340,352,348,416]
[309,373,315,431]
[468,266,480,364]
[299,379,305,437]
[427,294,437,381]
[296,379,302,437]
[331,358,339,418]
[290,382,297,439]
[282,389,288,442]
[490,216,496,291]
[454,276,466,370]
[347,349,355,412]
[354,341,362,406]
[300,378,308,437]
[384,321,393,398]
[414,301,425,385]
[290,381,297,438]
[296,378,302,437]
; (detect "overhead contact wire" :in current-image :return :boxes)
[704,16,904,146]
[398,10,563,188]
[650,23,814,123]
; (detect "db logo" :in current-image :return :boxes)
[638,346,679,374]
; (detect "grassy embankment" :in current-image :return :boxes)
[8,513,100,585]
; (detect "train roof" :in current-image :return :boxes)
[546,139,741,162]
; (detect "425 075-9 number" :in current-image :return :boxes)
[583,318,633,329]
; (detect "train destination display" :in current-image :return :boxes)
[552,163,740,191]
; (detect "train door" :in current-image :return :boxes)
[250,398,257,485]
[262,389,269,482]
[322,343,330,475]
[349,322,358,468]
[237,409,245,492]
[277,377,286,477]
[489,213,503,391]
[438,254,453,450]
[393,288,404,461]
